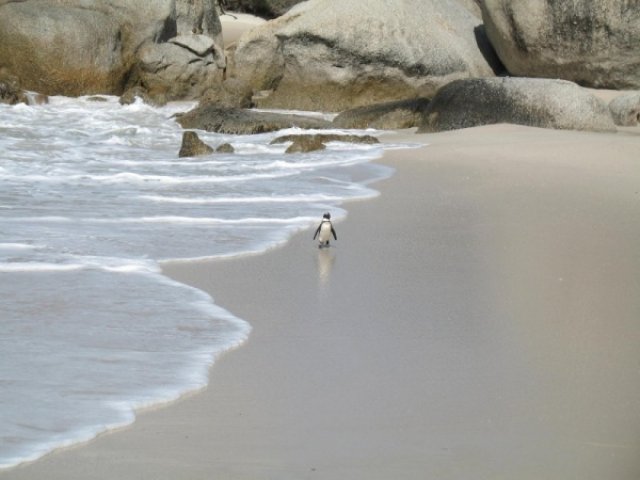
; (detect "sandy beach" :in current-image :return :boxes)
[2,123,639,480]
[219,12,266,47]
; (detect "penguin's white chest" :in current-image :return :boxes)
[318,222,333,242]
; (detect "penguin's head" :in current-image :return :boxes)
[323,212,331,220]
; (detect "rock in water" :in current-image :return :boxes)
[179,131,214,157]
[216,143,235,153]
[417,78,617,133]
[482,0,640,89]
[284,137,326,154]
[175,105,332,134]
[232,0,497,111]
[0,70,27,105]
[270,134,379,145]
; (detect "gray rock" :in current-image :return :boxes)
[232,0,497,112]
[272,132,380,154]
[333,98,431,130]
[119,86,168,107]
[0,2,128,95]
[284,137,326,154]
[271,134,379,145]
[170,34,215,56]
[179,131,214,157]
[176,0,222,38]
[175,104,332,134]
[609,92,640,127]
[130,40,223,101]
[199,78,254,108]
[482,0,640,89]
[0,70,27,105]
[0,0,226,98]
[216,143,235,153]
[456,0,481,18]
[417,77,617,133]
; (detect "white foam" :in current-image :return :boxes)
[138,193,344,204]
[0,243,39,250]
[0,96,413,469]
[0,262,86,272]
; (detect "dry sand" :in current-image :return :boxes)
[2,124,639,480]
[219,12,266,47]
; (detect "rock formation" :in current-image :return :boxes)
[481,0,640,89]
[175,104,332,134]
[231,0,497,111]
[0,69,27,105]
[608,92,640,127]
[0,0,226,99]
[270,134,379,145]
[270,133,379,153]
[199,78,254,108]
[215,142,235,153]
[120,86,167,106]
[129,33,225,101]
[178,131,214,157]
[332,98,431,130]
[417,78,617,133]
[283,136,326,154]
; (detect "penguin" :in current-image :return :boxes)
[313,212,337,248]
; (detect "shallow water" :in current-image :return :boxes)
[0,96,402,468]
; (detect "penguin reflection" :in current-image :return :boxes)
[316,246,335,287]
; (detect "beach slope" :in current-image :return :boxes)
[3,125,640,480]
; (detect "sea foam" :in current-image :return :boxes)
[0,95,407,469]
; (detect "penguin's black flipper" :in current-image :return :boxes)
[331,225,337,240]
[313,224,321,240]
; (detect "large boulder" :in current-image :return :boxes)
[199,77,254,108]
[481,0,640,89]
[417,78,617,133]
[231,0,497,112]
[129,34,225,100]
[608,93,640,127]
[0,1,134,95]
[0,0,226,98]
[175,104,332,134]
[332,98,431,130]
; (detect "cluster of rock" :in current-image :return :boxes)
[0,0,225,102]
[2,0,639,134]
[230,0,498,112]
[481,0,640,90]
[418,78,617,133]
[178,128,379,157]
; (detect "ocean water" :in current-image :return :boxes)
[0,96,404,468]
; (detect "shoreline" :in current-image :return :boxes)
[3,124,640,479]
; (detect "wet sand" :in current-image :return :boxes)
[3,124,639,480]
